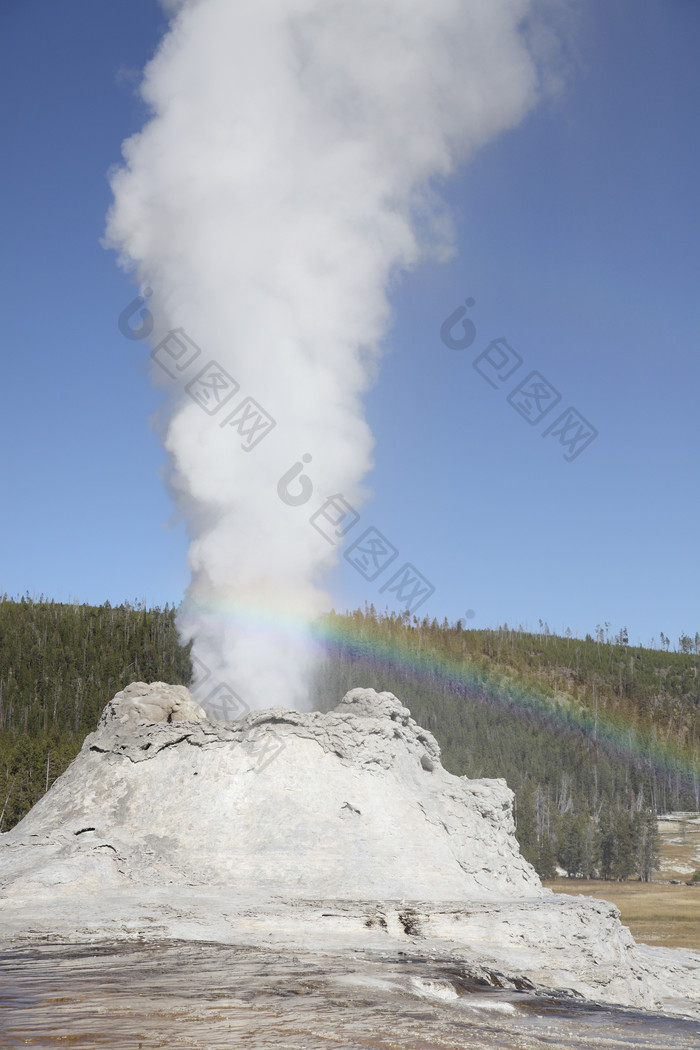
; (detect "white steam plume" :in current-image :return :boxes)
[106,0,543,711]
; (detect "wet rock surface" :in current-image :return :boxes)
[3,941,699,1050]
[1,683,699,1029]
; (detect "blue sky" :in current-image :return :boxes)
[1,0,698,650]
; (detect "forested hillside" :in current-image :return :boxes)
[0,595,191,830]
[2,597,698,882]
[309,607,700,879]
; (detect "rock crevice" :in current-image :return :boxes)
[1,682,699,1017]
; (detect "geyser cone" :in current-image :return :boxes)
[2,683,700,1015]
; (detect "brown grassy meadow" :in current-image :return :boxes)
[542,878,700,949]
[543,813,700,950]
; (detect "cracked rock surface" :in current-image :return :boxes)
[1,683,699,1018]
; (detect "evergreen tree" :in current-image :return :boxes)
[596,807,617,880]
[612,813,636,881]
[513,782,538,869]
[558,812,587,877]
[581,816,597,879]
[0,596,192,830]
[632,809,660,882]
[537,834,558,879]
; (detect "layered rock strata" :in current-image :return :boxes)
[1,682,698,1016]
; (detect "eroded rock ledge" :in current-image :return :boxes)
[92,682,444,772]
[1,682,699,1017]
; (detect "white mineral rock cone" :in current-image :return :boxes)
[1,683,699,1017]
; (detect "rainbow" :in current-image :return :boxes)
[312,613,700,786]
[183,598,699,786]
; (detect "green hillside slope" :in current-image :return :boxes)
[2,597,698,881]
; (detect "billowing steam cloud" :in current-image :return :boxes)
[107,0,544,711]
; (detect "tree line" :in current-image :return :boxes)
[0,595,191,830]
[309,606,699,879]
[1,597,697,885]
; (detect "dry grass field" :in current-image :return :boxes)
[655,812,700,880]
[543,812,700,950]
[543,878,700,949]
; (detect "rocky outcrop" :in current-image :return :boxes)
[0,683,542,900]
[1,683,699,1017]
